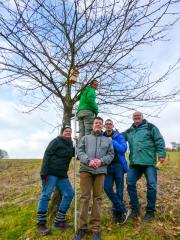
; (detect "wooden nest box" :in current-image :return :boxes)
[69,65,79,84]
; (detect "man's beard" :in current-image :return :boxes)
[94,129,101,135]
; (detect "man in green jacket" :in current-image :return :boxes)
[77,80,99,139]
[74,117,114,240]
[123,111,166,222]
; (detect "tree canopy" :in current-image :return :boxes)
[0,0,180,125]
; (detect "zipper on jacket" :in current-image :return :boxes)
[95,136,98,158]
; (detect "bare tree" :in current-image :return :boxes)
[0,0,180,126]
[1,0,180,225]
[0,149,9,159]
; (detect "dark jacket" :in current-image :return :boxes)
[77,131,114,174]
[123,119,166,166]
[40,136,74,178]
[103,130,128,173]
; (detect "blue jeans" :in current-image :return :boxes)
[127,165,157,211]
[37,176,74,213]
[104,163,126,213]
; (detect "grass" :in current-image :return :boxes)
[0,152,180,240]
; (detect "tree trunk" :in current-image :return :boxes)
[48,188,62,224]
[62,102,74,127]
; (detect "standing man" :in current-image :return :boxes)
[75,117,114,240]
[103,119,129,224]
[37,126,74,235]
[77,79,99,139]
[123,111,166,222]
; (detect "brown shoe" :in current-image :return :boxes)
[37,224,50,236]
[54,221,72,230]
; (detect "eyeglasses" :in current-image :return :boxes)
[105,123,113,125]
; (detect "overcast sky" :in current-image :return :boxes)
[0,18,180,159]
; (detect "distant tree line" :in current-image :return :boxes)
[170,142,180,152]
[0,149,8,159]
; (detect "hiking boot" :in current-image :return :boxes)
[117,210,130,224]
[143,211,155,222]
[93,232,101,240]
[74,229,87,240]
[37,224,50,236]
[128,208,141,220]
[54,221,72,230]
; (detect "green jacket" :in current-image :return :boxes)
[123,119,166,166]
[77,86,98,115]
[40,136,74,178]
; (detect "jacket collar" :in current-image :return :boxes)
[58,136,73,145]
[104,129,115,137]
[91,130,104,136]
[103,130,119,137]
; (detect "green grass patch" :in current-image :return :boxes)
[0,205,36,240]
[0,153,180,239]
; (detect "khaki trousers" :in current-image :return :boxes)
[77,110,95,139]
[79,172,105,232]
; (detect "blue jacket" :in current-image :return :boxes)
[103,130,128,173]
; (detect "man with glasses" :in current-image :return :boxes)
[123,111,166,222]
[77,80,99,139]
[103,119,129,224]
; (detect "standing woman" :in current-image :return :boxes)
[37,126,74,236]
